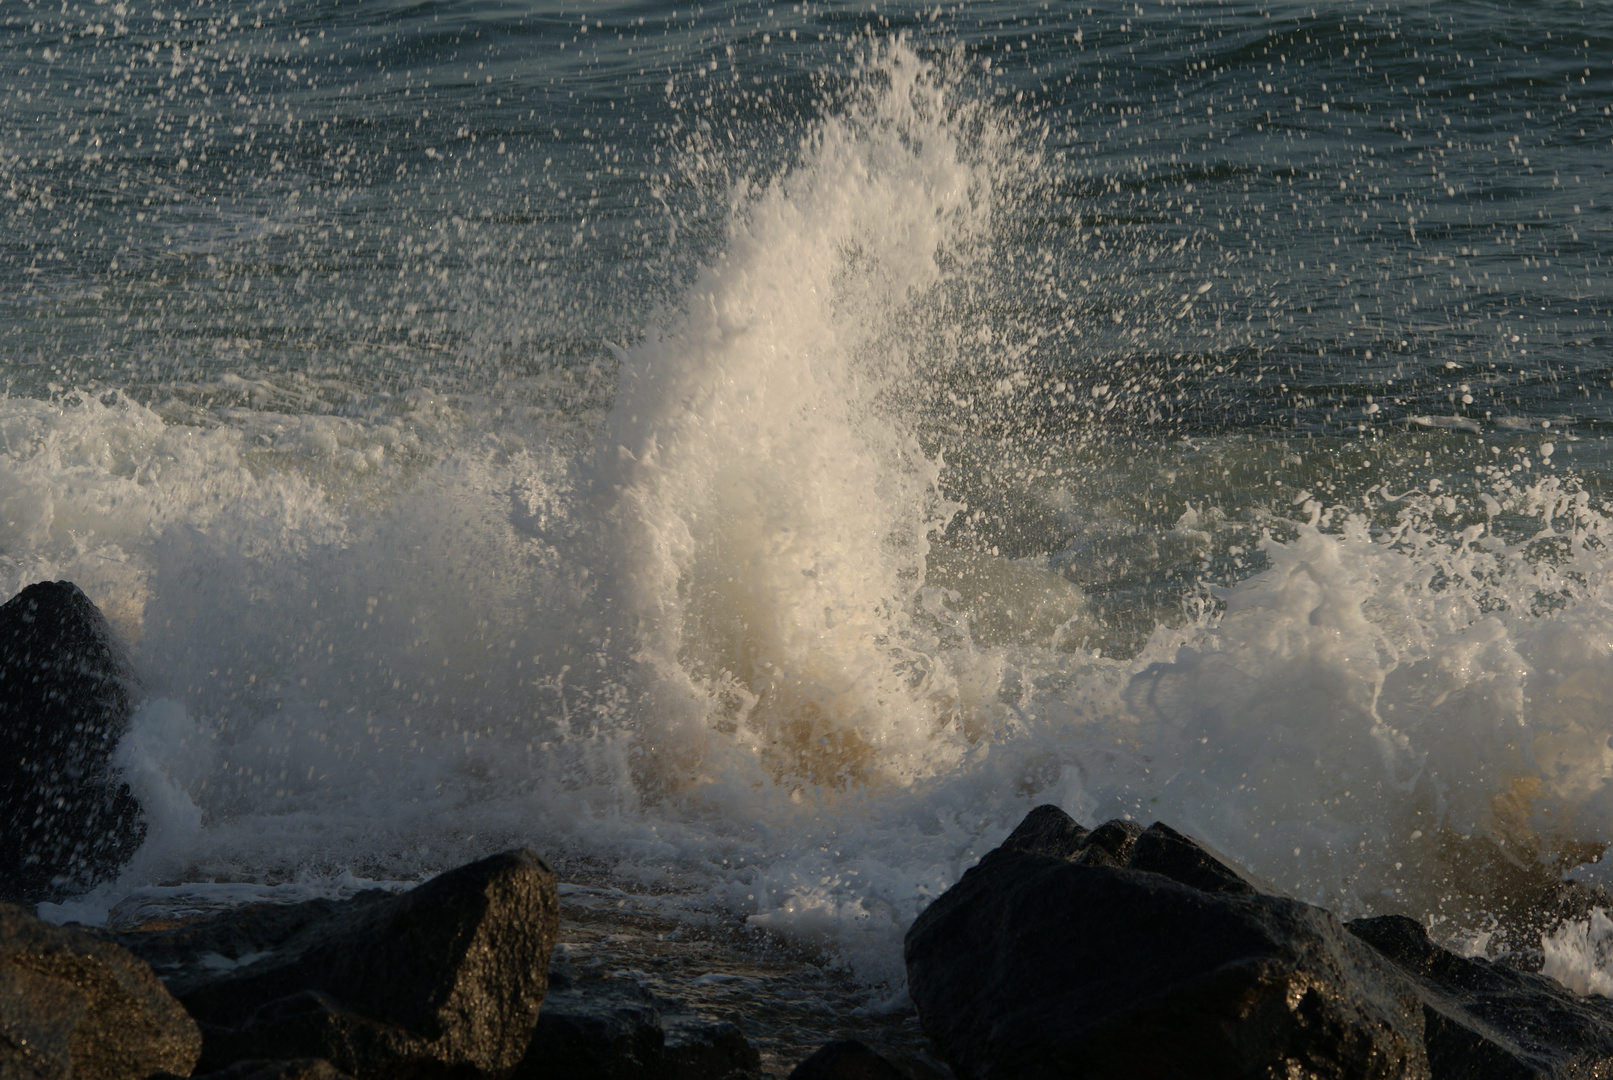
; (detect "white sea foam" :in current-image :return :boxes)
[8,41,1613,994]
[1544,909,1613,996]
[598,40,998,801]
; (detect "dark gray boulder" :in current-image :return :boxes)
[0,580,145,901]
[1349,913,1613,1079]
[0,902,200,1080]
[110,849,560,1080]
[904,805,1431,1080]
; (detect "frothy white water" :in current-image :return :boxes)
[8,41,1613,992]
[600,43,995,799]
[1544,909,1613,996]
[1114,505,1613,911]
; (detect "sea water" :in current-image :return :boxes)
[3,0,1613,990]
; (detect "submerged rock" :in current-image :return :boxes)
[1349,914,1613,1078]
[0,902,201,1080]
[0,580,145,902]
[904,805,1431,1080]
[511,971,759,1080]
[111,849,560,1080]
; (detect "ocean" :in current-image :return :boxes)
[4,0,1613,991]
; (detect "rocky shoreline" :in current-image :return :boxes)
[6,579,1613,1080]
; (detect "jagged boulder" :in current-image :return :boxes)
[0,902,200,1080]
[904,805,1431,1080]
[1350,913,1613,1078]
[110,849,560,1080]
[0,580,145,901]
[905,805,1613,1079]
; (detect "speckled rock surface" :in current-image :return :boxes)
[1350,913,1613,1079]
[0,902,200,1080]
[112,849,559,1080]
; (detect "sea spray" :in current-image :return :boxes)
[599,39,1006,800]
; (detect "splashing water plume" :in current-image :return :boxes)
[602,42,1001,801]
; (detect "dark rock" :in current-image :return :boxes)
[514,973,664,1080]
[0,581,145,901]
[0,902,200,1080]
[510,972,759,1080]
[905,805,1431,1080]
[661,1014,758,1080]
[111,849,560,1080]
[1000,807,1272,895]
[1349,914,1613,1079]
[786,1040,908,1080]
[992,801,1091,859]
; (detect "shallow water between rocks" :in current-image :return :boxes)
[102,866,944,1078]
[548,874,942,1077]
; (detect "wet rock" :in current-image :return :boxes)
[786,1040,908,1080]
[111,849,560,1080]
[0,902,200,1080]
[510,972,759,1080]
[514,973,664,1080]
[1349,914,1613,1079]
[0,580,145,902]
[904,805,1431,1080]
